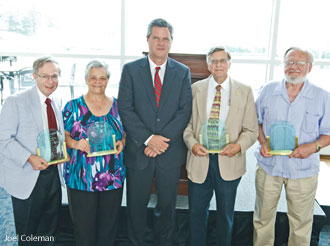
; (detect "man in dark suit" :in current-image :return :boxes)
[118,18,192,246]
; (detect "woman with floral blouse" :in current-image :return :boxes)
[63,60,125,246]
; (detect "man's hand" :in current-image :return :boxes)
[260,143,273,157]
[147,135,170,154]
[28,155,49,170]
[220,143,241,157]
[289,143,316,159]
[192,143,208,157]
[144,146,158,158]
[75,139,90,153]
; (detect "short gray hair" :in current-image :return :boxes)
[147,18,173,40]
[283,47,314,63]
[206,46,231,64]
[84,60,111,81]
[33,56,61,76]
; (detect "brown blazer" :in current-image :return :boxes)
[183,76,258,183]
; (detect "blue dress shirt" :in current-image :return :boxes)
[255,79,330,179]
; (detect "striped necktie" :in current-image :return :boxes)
[154,67,162,108]
[209,85,221,120]
[207,84,222,150]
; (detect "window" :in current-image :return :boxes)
[1,0,330,105]
[277,0,330,60]
[125,0,273,57]
[0,0,121,54]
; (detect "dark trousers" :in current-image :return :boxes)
[67,186,123,246]
[188,154,241,246]
[126,161,181,246]
[11,165,61,246]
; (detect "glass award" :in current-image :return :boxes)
[199,119,229,153]
[266,121,298,155]
[36,129,70,165]
[86,121,117,157]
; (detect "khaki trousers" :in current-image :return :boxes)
[253,165,318,246]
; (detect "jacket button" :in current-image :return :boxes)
[156,118,160,122]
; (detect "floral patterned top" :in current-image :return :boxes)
[62,96,125,192]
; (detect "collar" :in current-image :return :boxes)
[148,56,167,71]
[274,79,313,99]
[36,86,53,105]
[209,75,230,91]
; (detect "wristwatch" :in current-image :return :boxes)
[315,142,321,152]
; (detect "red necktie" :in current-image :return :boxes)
[45,98,58,130]
[154,67,162,108]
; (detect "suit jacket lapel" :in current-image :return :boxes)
[225,79,242,127]
[196,78,209,124]
[139,57,157,112]
[158,58,175,111]
[52,98,64,134]
[28,86,44,134]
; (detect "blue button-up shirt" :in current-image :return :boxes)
[255,79,330,179]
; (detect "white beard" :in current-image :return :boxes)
[284,74,307,85]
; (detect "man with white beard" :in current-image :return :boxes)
[253,47,330,246]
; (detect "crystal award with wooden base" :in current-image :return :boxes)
[36,129,70,165]
[86,121,117,157]
[266,121,298,155]
[199,119,229,153]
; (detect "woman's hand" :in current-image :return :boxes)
[65,130,90,153]
[116,140,124,154]
[75,139,90,153]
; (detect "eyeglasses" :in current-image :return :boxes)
[36,74,59,81]
[284,60,309,67]
[210,59,229,65]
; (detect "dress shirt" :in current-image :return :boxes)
[36,87,58,131]
[148,56,167,85]
[144,57,168,146]
[206,75,230,123]
[255,79,330,179]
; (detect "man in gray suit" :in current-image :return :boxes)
[118,18,192,246]
[0,56,64,246]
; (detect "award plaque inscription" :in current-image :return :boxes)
[200,119,229,153]
[86,121,117,157]
[267,121,298,155]
[36,129,69,165]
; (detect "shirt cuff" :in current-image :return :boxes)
[144,135,154,146]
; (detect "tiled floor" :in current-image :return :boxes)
[1,187,330,245]
[0,188,16,246]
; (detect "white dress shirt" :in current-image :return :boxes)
[206,75,230,123]
[145,57,168,145]
[148,56,167,85]
[36,86,58,131]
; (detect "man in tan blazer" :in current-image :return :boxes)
[183,46,258,246]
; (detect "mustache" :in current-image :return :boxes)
[284,73,307,84]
